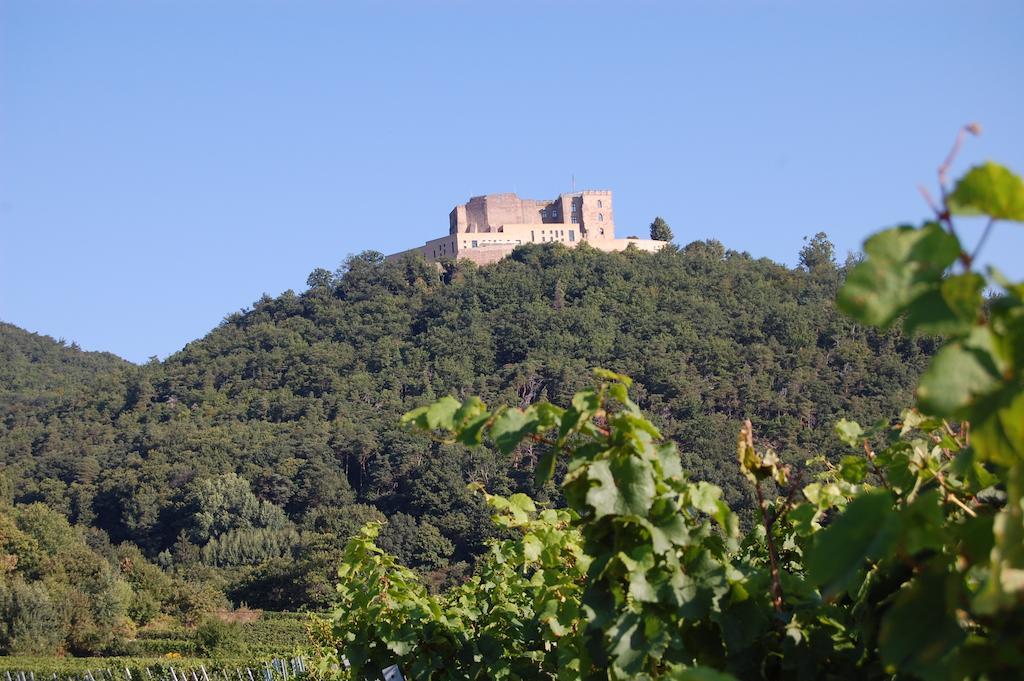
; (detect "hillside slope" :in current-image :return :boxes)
[0,240,936,607]
[0,322,131,411]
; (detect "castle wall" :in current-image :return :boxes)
[388,189,666,266]
[462,244,519,266]
[592,238,665,254]
[455,193,570,233]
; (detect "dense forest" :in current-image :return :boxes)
[0,236,937,621]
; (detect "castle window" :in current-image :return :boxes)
[472,240,478,247]
[569,230,575,242]
[598,213,604,222]
[597,199,603,208]
[531,230,535,241]
[572,215,579,224]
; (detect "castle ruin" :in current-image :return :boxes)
[387,190,668,266]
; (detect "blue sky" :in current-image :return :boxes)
[2,0,1022,363]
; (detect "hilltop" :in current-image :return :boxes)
[0,322,131,409]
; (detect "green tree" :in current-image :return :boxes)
[798,231,835,271]
[186,472,291,545]
[649,216,673,241]
[0,578,61,654]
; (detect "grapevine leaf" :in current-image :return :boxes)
[571,389,601,415]
[940,273,986,323]
[607,382,640,413]
[456,413,491,446]
[972,390,1024,465]
[806,489,899,597]
[585,460,627,518]
[594,367,633,387]
[559,390,600,443]
[611,456,656,517]
[948,161,1024,221]
[973,463,1024,614]
[401,405,428,426]
[533,402,565,428]
[655,441,684,480]
[899,489,946,555]
[878,569,965,677]
[585,457,655,519]
[689,481,736,533]
[522,533,543,562]
[425,396,461,430]
[714,597,771,660]
[620,548,658,602]
[490,408,539,454]
[916,328,1003,417]
[834,419,863,447]
[903,273,985,336]
[608,611,646,676]
[453,396,486,424]
[534,447,557,487]
[638,513,691,554]
[839,455,867,484]
[953,513,996,566]
[509,492,536,516]
[949,447,1000,491]
[837,223,960,329]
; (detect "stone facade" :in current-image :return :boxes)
[388,190,667,265]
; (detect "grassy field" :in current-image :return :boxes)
[128,611,311,658]
[0,612,316,680]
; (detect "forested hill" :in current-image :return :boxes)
[0,238,937,608]
[0,322,130,407]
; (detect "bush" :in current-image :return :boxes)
[192,617,244,657]
[0,578,61,655]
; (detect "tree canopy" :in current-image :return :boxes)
[649,216,673,242]
[0,236,933,610]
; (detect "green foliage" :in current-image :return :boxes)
[0,499,228,656]
[947,161,1024,220]
[650,217,674,242]
[837,223,961,330]
[798,232,835,272]
[188,473,291,547]
[193,617,244,657]
[0,577,62,655]
[0,220,930,611]
[316,153,1024,680]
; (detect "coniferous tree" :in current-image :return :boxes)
[649,216,673,241]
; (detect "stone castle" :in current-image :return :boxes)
[387,190,668,266]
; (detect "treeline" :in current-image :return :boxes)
[0,236,936,612]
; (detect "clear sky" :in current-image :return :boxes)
[2,0,1022,363]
